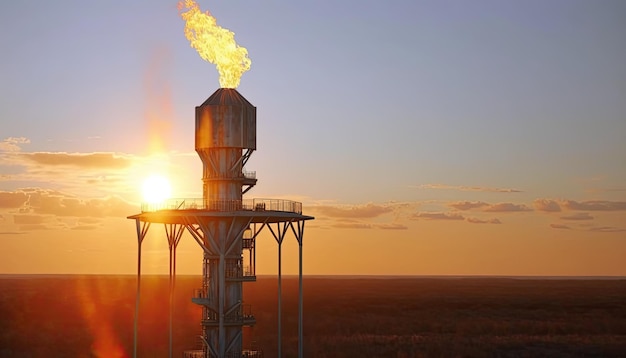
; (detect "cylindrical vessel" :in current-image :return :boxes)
[195,88,256,205]
[195,88,257,357]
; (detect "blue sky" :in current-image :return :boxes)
[0,0,625,275]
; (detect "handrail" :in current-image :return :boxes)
[242,170,256,180]
[141,198,303,215]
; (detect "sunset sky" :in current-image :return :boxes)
[1,0,625,276]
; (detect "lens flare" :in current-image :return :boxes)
[178,0,251,88]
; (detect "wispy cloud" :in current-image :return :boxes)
[0,191,28,208]
[375,223,408,230]
[560,213,593,221]
[0,137,30,152]
[411,212,464,221]
[562,200,626,211]
[23,189,135,218]
[589,226,626,233]
[331,222,372,229]
[533,199,561,212]
[448,201,489,210]
[0,188,136,231]
[17,224,50,231]
[309,203,393,219]
[466,217,501,224]
[71,225,100,231]
[0,147,189,200]
[13,214,45,225]
[483,203,532,212]
[413,183,522,193]
[550,223,571,230]
[327,221,408,230]
[17,152,131,169]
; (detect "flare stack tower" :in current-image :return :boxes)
[128,88,313,358]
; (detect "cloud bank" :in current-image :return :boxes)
[414,183,522,193]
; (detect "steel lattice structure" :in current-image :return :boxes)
[128,89,313,358]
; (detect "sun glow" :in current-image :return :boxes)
[142,174,172,204]
[178,0,251,88]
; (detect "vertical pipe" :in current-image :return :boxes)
[219,253,225,357]
[277,240,282,358]
[133,220,143,358]
[168,244,174,358]
[253,230,257,276]
[298,236,303,358]
[173,246,177,357]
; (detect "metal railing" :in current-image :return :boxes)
[141,198,302,215]
[203,170,256,180]
[193,288,212,300]
[182,350,204,358]
[184,348,263,358]
[200,304,255,325]
[242,170,256,180]
[225,264,255,280]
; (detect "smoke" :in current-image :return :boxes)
[178,0,251,88]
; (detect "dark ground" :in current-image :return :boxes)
[1,275,625,357]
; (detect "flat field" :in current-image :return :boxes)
[0,275,625,357]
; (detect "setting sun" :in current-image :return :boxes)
[142,174,171,204]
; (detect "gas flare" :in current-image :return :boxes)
[178,0,251,88]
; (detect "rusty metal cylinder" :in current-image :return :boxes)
[195,88,256,204]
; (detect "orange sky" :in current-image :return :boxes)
[1,1,625,276]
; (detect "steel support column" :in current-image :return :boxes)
[133,219,150,358]
[268,221,291,357]
[165,223,185,358]
[290,220,306,358]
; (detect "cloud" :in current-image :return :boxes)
[0,137,30,152]
[589,226,626,233]
[78,217,102,224]
[1,148,194,202]
[374,223,408,230]
[71,225,99,231]
[0,191,28,208]
[550,223,571,230]
[413,183,522,193]
[466,217,501,224]
[411,212,464,221]
[448,201,489,210]
[331,222,372,229]
[561,200,626,211]
[310,203,393,219]
[560,213,593,221]
[327,219,408,230]
[2,188,136,220]
[17,152,131,169]
[13,214,45,225]
[533,199,561,212]
[18,224,49,231]
[483,203,532,212]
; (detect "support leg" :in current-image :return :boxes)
[277,240,282,358]
[133,220,150,358]
[298,237,303,358]
[290,220,306,358]
[166,224,184,358]
[268,221,290,357]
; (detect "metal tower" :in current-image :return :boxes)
[128,88,314,358]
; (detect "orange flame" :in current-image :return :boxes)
[178,0,251,88]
